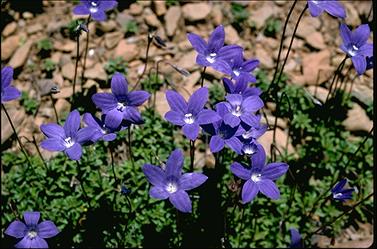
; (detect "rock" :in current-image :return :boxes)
[255,45,274,69]
[305,32,326,50]
[211,5,223,26]
[250,4,279,29]
[144,13,161,27]
[2,22,17,37]
[260,115,287,129]
[55,98,71,115]
[54,40,76,52]
[224,25,240,44]
[342,103,373,132]
[154,1,167,16]
[50,52,62,64]
[351,82,373,105]
[155,90,170,117]
[61,63,75,81]
[84,63,107,81]
[296,16,320,38]
[98,20,117,32]
[36,79,57,96]
[105,31,124,49]
[9,40,33,69]
[177,50,197,71]
[165,6,181,37]
[183,71,201,90]
[129,3,143,15]
[343,2,360,26]
[182,3,211,21]
[1,35,20,60]
[26,23,43,34]
[52,86,75,99]
[306,86,330,104]
[114,40,139,61]
[258,129,295,157]
[1,107,26,144]
[22,12,33,19]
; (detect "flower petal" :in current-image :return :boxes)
[166,149,184,178]
[24,211,40,226]
[65,143,82,160]
[352,55,367,75]
[358,43,373,57]
[40,138,66,152]
[164,111,185,126]
[83,113,100,129]
[212,59,233,75]
[225,137,243,154]
[289,228,302,248]
[225,94,243,106]
[207,25,225,52]
[111,72,128,99]
[100,0,118,10]
[307,1,323,17]
[63,110,80,138]
[242,59,259,72]
[40,123,65,139]
[91,10,107,21]
[92,93,117,113]
[251,144,266,169]
[241,180,259,203]
[240,114,259,127]
[103,133,117,141]
[258,179,280,200]
[4,221,26,238]
[166,90,187,113]
[76,127,95,144]
[339,23,352,45]
[223,113,240,128]
[169,190,192,213]
[142,164,165,186]
[352,24,370,47]
[331,179,347,193]
[230,162,251,180]
[37,221,59,239]
[72,4,90,15]
[217,45,243,62]
[196,54,212,67]
[322,1,346,18]
[209,135,225,153]
[196,109,221,125]
[2,86,21,102]
[188,87,208,115]
[223,78,235,94]
[1,66,13,89]
[105,109,123,129]
[123,106,143,124]
[262,162,289,181]
[149,186,169,200]
[127,90,150,106]
[187,33,207,54]
[242,95,264,112]
[15,236,49,249]
[179,172,208,191]
[182,123,200,140]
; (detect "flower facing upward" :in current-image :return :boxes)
[40,110,94,160]
[230,144,289,203]
[73,0,118,21]
[223,78,262,98]
[307,0,346,18]
[1,66,21,103]
[164,87,221,140]
[4,211,59,248]
[142,149,208,213]
[92,72,150,129]
[331,178,354,201]
[289,228,303,248]
[187,25,243,75]
[83,113,125,142]
[228,55,259,84]
[339,23,373,75]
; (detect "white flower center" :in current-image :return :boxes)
[243,144,256,155]
[27,230,38,239]
[184,113,195,124]
[117,102,126,112]
[251,173,262,183]
[89,7,98,13]
[348,44,359,57]
[231,105,242,117]
[333,192,343,199]
[101,125,108,134]
[166,182,178,194]
[242,131,252,140]
[311,0,318,4]
[233,70,240,77]
[64,137,75,148]
[206,53,217,64]
[90,1,98,7]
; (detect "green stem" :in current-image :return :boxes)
[75,160,91,208]
[200,66,207,87]
[80,15,91,88]
[189,140,195,172]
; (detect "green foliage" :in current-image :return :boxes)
[208,81,225,108]
[122,20,138,35]
[37,38,53,53]
[264,18,281,37]
[140,73,164,94]
[231,3,249,24]
[104,57,128,79]
[20,91,39,115]
[166,0,179,7]
[42,59,56,73]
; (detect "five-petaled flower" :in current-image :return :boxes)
[223,78,262,98]
[289,228,303,248]
[1,66,21,103]
[73,0,118,21]
[165,87,221,140]
[4,211,59,249]
[142,149,208,213]
[228,55,259,84]
[307,0,346,18]
[40,110,94,160]
[339,23,373,75]
[331,178,354,201]
[187,25,243,75]
[83,113,126,142]
[92,72,150,129]
[230,144,289,203]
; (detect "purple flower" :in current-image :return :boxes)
[223,78,262,98]
[164,87,221,140]
[40,110,94,160]
[1,66,21,103]
[366,56,373,71]
[92,72,150,129]
[289,228,303,248]
[228,55,259,84]
[238,116,268,156]
[187,25,243,75]
[339,23,373,75]
[230,144,289,203]
[307,0,346,18]
[202,102,244,154]
[4,211,59,248]
[142,149,208,213]
[83,113,125,142]
[220,94,264,128]
[331,178,354,201]
[73,0,118,21]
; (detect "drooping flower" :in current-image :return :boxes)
[366,56,373,71]
[92,72,150,129]
[223,78,262,98]
[230,144,289,203]
[73,0,118,21]
[220,94,264,128]
[237,116,268,156]
[164,87,221,140]
[228,55,259,84]
[289,228,303,248]
[201,102,244,154]
[1,66,21,103]
[307,0,346,18]
[331,178,354,201]
[4,211,59,248]
[40,110,94,160]
[187,25,243,75]
[339,23,373,75]
[83,113,127,142]
[142,149,208,213]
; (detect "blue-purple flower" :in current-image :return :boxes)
[289,228,303,248]
[187,25,243,75]
[220,94,264,128]
[92,72,150,129]
[307,0,346,18]
[331,178,354,201]
[238,116,268,156]
[339,23,373,75]
[228,55,259,84]
[142,149,208,213]
[223,78,262,98]
[83,113,125,142]
[164,87,221,140]
[230,144,289,203]
[40,110,94,160]
[1,66,21,103]
[73,0,118,21]
[4,211,59,248]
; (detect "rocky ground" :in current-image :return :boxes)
[0,1,373,247]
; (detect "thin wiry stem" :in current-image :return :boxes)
[76,160,91,208]
[127,126,135,170]
[73,34,80,96]
[200,66,207,87]
[132,33,153,91]
[32,135,49,172]
[80,15,91,87]
[49,93,59,122]
[324,55,348,103]
[189,140,195,172]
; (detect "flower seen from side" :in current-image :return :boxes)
[1,66,21,103]
[222,78,262,98]
[83,113,126,142]
[228,55,259,84]
[73,0,118,21]
[307,0,346,18]
[331,178,354,201]
[289,228,303,248]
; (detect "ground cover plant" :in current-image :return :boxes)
[1,0,374,248]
